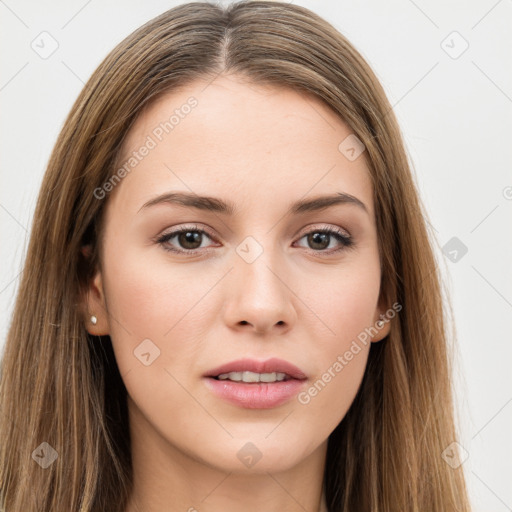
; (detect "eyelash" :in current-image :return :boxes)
[155,224,354,257]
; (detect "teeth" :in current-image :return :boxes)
[242,371,260,383]
[217,371,287,383]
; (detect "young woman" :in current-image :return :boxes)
[0,1,472,511]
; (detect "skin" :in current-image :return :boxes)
[83,73,391,512]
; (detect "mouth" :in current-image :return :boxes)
[203,357,307,381]
[203,358,308,409]
[211,371,295,383]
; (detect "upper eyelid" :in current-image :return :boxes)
[160,224,218,241]
[159,223,351,239]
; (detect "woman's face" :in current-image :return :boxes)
[85,73,390,474]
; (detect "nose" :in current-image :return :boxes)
[222,246,297,336]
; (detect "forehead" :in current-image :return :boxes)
[110,73,374,219]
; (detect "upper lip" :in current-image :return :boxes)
[204,358,308,380]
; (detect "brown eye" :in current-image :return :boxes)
[156,225,216,254]
[307,232,331,250]
[295,227,354,255]
[176,230,203,250]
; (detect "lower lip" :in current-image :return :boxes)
[204,377,306,409]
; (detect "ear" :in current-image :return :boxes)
[370,296,392,343]
[81,245,110,336]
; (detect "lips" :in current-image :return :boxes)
[203,357,308,381]
[203,358,308,409]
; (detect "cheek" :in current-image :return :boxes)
[293,254,380,420]
[303,250,382,344]
[101,246,221,436]
[101,242,221,373]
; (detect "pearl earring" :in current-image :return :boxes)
[90,315,97,325]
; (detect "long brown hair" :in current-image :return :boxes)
[0,1,471,510]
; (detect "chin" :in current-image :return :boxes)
[188,435,318,474]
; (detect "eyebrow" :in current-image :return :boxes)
[138,191,368,216]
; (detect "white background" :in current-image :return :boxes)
[1,1,511,510]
